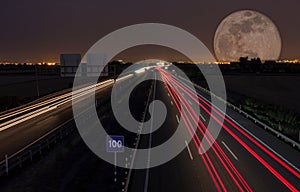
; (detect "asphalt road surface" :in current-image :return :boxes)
[0,67,299,192]
[126,69,300,192]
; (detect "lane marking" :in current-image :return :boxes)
[124,76,153,192]
[176,76,300,172]
[222,141,238,161]
[125,158,128,169]
[199,114,206,122]
[167,93,170,97]
[170,101,173,105]
[176,114,180,123]
[185,140,194,160]
[114,152,117,182]
[144,72,156,192]
[188,100,192,105]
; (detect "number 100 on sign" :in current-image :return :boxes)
[106,135,124,153]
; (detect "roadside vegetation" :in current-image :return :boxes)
[242,97,300,140]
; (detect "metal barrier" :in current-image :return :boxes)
[0,87,113,177]
[178,76,300,150]
[0,119,75,176]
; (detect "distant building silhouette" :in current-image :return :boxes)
[239,56,249,63]
[229,56,262,73]
[225,57,300,73]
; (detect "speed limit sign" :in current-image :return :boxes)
[106,135,124,153]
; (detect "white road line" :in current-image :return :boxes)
[185,140,193,160]
[144,72,156,192]
[199,114,206,122]
[222,141,238,161]
[124,77,153,192]
[170,101,173,105]
[114,152,117,182]
[168,93,170,97]
[176,115,180,123]
[188,100,192,105]
[125,158,128,169]
[178,76,300,172]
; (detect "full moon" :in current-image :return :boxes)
[214,10,282,61]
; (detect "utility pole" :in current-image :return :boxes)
[278,122,281,131]
[35,64,40,98]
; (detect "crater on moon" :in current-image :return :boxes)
[214,10,282,61]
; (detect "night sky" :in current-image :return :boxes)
[0,0,299,62]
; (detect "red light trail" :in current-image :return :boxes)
[157,68,299,192]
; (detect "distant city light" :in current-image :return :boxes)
[215,61,231,65]
[46,62,57,66]
[0,59,299,66]
[0,62,58,66]
[156,61,165,66]
[117,60,124,64]
[277,59,299,64]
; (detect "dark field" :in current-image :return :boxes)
[0,74,299,114]
[0,75,73,97]
[223,75,300,114]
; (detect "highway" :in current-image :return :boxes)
[0,66,299,191]
[0,80,114,158]
[126,68,300,191]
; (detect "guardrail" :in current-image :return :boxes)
[226,102,300,150]
[0,102,111,177]
[178,76,300,150]
[0,80,115,177]
[0,119,76,176]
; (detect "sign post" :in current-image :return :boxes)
[107,135,124,182]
